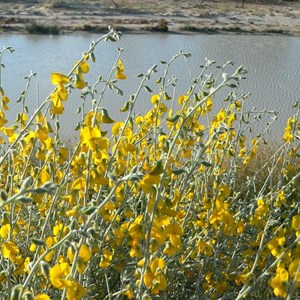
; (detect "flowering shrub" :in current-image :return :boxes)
[0,28,300,300]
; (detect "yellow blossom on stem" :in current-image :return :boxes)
[116,59,126,80]
[51,93,64,115]
[267,236,286,258]
[51,73,70,86]
[34,294,50,300]
[49,262,71,289]
[0,223,17,239]
[289,258,300,283]
[50,72,70,114]
[76,60,90,74]
[0,109,8,127]
[74,73,87,89]
[65,280,87,300]
[292,215,300,231]
[143,257,167,294]
[53,223,69,237]
[67,244,91,274]
[1,95,10,110]
[1,242,19,262]
[80,126,109,151]
[270,267,289,298]
[1,125,18,137]
[128,215,144,239]
[99,249,113,268]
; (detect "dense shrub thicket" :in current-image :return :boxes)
[0,28,300,300]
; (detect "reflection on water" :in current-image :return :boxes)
[1,33,300,141]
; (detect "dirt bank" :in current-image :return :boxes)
[0,0,299,36]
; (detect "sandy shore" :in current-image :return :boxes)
[0,0,299,36]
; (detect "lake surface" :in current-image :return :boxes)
[1,33,300,141]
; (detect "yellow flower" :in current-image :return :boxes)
[0,224,17,239]
[292,215,300,231]
[219,184,231,199]
[50,72,70,113]
[128,215,144,239]
[164,222,184,251]
[49,262,71,289]
[267,237,285,258]
[53,223,69,237]
[51,93,64,115]
[275,190,286,207]
[35,125,49,141]
[283,117,296,143]
[44,236,57,262]
[39,168,51,185]
[76,60,90,74]
[34,294,50,300]
[143,257,168,294]
[65,280,87,300]
[74,73,87,89]
[289,258,300,282]
[1,95,10,110]
[1,125,18,137]
[129,238,143,258]
[1,242,19,262]
[67,244,91,264]
[178,94,188,105]
[152,271,167,294]
[270,267,289,298]
[99,249,113,268]
[116,59,126,80]
[67,244,91,274]
[151,94,160,104]
[73,60,89,89]
[51,73,70,85]
[163,242,179,256]
[112,122,124,136]
[150,225,167,251]
[71,177,86,191]
[0,109,8,127]
[165,222,184,236]
[80,126,109,151]
[122,288,135,299]
[139,174,161,193]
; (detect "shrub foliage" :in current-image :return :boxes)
[0,28,300,300]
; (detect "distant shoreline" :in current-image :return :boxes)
[0,0,299,36]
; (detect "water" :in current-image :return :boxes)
[1,33,300,141]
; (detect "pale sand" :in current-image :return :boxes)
[0,0,299,36]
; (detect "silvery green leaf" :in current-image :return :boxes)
[31,238,47,247]
[0,190,8,201]
[167,114,181,123]
[81,206,97,215]
[40,261,50,278]
[10,284,23,300]
[172,169,186,175]
[17,197,34,204]
[144,86,153,93]
[108,172,117,183]
[201,161,212,167]
[120,101,130,112]
[122,173,144,182]
[31,187,48,194]
[21,176,33,190]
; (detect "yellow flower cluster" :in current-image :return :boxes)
[0,33,300,300]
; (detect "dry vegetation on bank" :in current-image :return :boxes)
[0,0,299,35]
